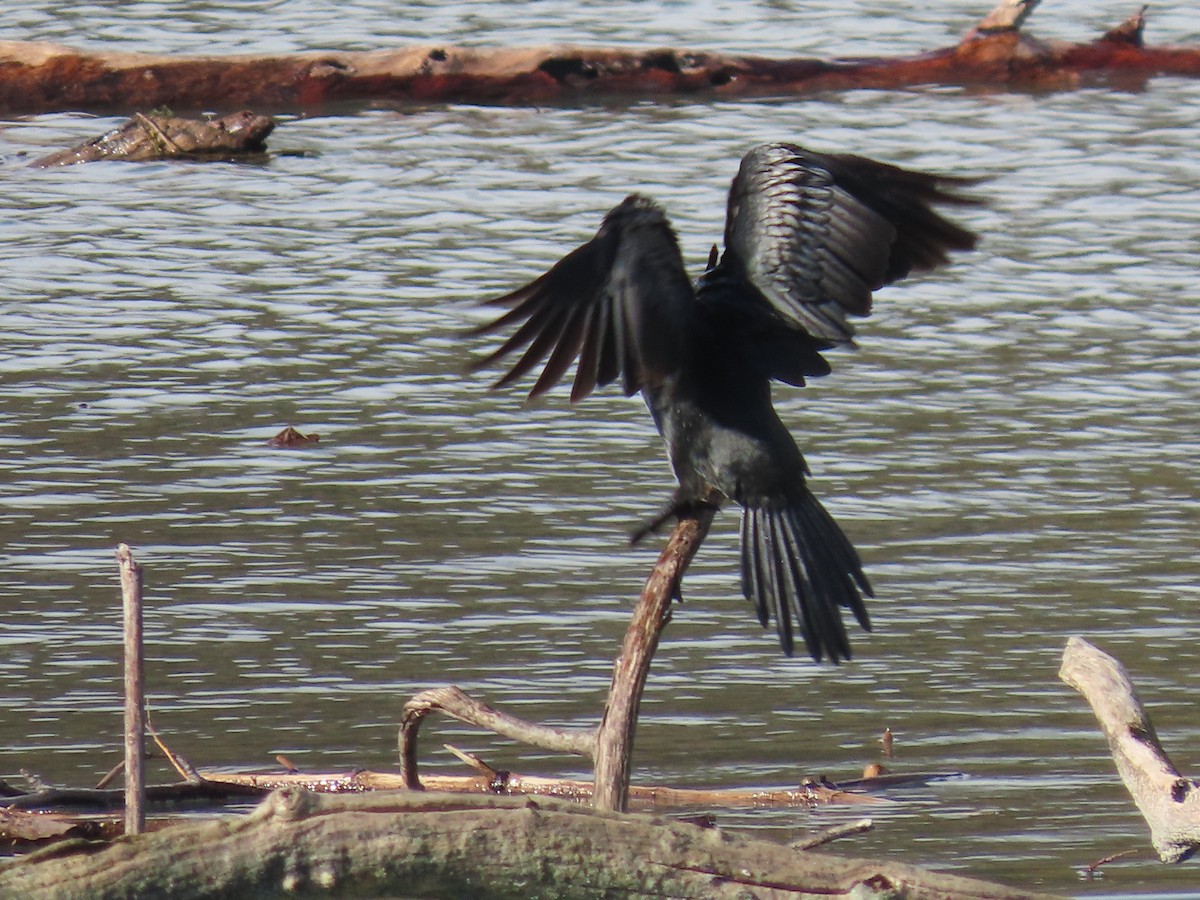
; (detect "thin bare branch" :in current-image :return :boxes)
[398,685,594,789]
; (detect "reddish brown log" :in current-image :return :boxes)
[2,13,1199,117]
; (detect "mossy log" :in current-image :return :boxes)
[0,788,1062,899]
[1,3,1196,116]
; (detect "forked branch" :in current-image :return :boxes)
[398,502,716,811]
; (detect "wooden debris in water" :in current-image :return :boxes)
[30,110,274,167]
[267,425,320,448]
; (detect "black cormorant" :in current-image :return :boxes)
[470,143,979,662]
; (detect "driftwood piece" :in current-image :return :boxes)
[2,3,1199,116]
[0,787,1064,899]
[1059,636,1200,863]
[973,0,1041,34]
[0,807,120,846]
[1,780,265,813]
[30,110,274,167]
[400,686,593,789]
[196,764,962,808]
[266,425,321,448]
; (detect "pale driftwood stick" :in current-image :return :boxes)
[116,543,145,836]
[199,766,899,808]
[791,817,875,850]
[398,685,593,789]
[1059,636,1200,863]
[592,504,716,812]
[974,0,1040,33]
[0,788,1064,900]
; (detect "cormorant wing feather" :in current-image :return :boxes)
[470,194,696,402]
[722,143,980,344]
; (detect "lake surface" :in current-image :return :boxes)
[1,1,1199,896]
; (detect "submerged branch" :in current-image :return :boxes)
[1060,636,1200,863]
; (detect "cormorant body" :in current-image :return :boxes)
[471,143,979,662]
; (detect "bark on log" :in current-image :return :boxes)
[0,788,1063,899]
[1059,636,1200,863]
[2,4,1198,116]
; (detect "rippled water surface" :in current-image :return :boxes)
[2,1,1199,895]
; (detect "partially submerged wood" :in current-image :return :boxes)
[0,806,120,846]
[1059,636,1200,863]
[266,425,321,448]
[2,2,1198,116]
[30,110,274,166]
[0,787,1064,899]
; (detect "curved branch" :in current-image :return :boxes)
[592,503,716,812]
[399,685,594,789]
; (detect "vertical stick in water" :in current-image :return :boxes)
[117,543,145,835]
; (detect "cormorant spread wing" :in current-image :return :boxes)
[468,143,981,661]
[470,194,696,402]
[720,143,980,345]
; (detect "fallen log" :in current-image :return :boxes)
[1059,636,1200,863]
[1,2,1196,116]
[30,110,274,167]
[0,788,1064,899]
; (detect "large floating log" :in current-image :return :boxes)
[1060,636,1200,863]
[0,3,1197,116]
[0,788,1063,899]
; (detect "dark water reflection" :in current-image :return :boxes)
[2,1,1200,895]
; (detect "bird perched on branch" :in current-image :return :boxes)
[470,143,979,663]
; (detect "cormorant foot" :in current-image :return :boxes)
[629,497,719,546]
